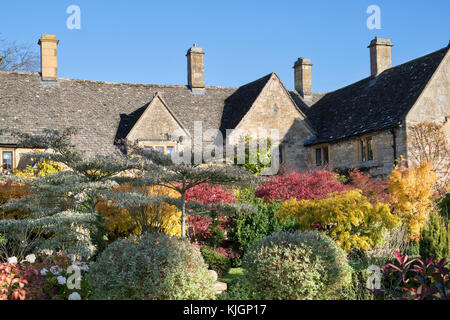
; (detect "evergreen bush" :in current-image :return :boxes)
[88,233,215,300]
[243,230,352,300]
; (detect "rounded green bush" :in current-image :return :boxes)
[200,246,231,278]
[242,230,352,300]
[88,233,215,300]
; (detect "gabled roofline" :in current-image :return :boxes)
[233,72,316,135]
[402,45,450,121]
[125,92,191,141]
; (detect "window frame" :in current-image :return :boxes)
[314,145,330,167]
[1,149,15,173]
[360,136,374,162]
[140,142,178,156]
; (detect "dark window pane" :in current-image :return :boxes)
[144,147,152,152]
[279,144,283,164]
[166,146,174,156]
[2,152,13,170]
[315,148,322,166]
[367,138,373,161]
[361,141,367,162]
[155,146,164,154]
[323,147,329,165]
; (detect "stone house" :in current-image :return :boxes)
[0,34,449,176]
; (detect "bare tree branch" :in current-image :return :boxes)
[0,34,39,72]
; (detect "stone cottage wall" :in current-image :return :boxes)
[227,75,314,173]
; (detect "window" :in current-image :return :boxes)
[2,151,13,171]
[279,144,284,164]
[315,146,329,167]
[360,137,374,162]
[315,148,322,167]
[142,145,176,156]
[323,147,329,165]
[366,138,374,161]
[166,146,175,156]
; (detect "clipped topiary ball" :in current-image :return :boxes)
[243,230,352,300]
[88,233,215,300]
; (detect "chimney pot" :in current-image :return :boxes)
[38,34,59,81]
[368,37,393,77]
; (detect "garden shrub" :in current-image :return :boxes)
[388,161,437,241]
[0,181,29,220]
[200,246,231,278]
[277,190,400,252]
[186,183,235,244]
[228,188,293,266]
[379,252,449,300]
[419,211,449,260]
[88,233,215,300]
[97,184,181,241]
[218,277,260,300]
[337,268,375,300]
[255,170,350,202]
[242,230,352,300]
[348,169,391,204]
[439,193,450,220]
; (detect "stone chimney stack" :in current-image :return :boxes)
[368,37,393,77]
[294,58,312,100]
[187,44,205,92]
[38,34,59,81]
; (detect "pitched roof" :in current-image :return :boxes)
[0,72,273,155]
[219,73,272,134]
[305,45,449,146]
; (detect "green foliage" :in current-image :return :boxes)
[242,230,352,300]
[228,188,294,265]
[88,233,215,300]
[439,193,450,221]
[200,246,231,278]
[337,268,375,300]
[0,128,138,259]
[217,277,260,300]
[235,136,272,176]
[419,211,449,260]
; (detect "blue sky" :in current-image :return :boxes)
[1,0,449,93]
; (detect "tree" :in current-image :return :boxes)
[122,142,259,239]
[388,161,437,241]
[408,122,450,188]
[0,128,136,258]
[0,35,39,72]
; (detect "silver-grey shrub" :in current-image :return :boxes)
[242,230,352,300]
[88,233,215,300]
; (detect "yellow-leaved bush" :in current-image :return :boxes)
[97,184,181,240]
[277,190,400,252]
[15,159,63,178]
[388,161,437,241]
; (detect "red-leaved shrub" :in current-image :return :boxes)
[348,169,392,204]
[185,183,236,242]
[255,171,351,202]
